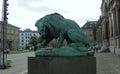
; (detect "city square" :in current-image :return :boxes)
[0,0,120,74]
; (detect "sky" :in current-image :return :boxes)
[0,0,102,30]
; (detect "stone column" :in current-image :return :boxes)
[102,23,105,40]
[103,20,108,40]
[119,8,120,35]
[116,7,120,35]
[112,8,117,36]
[109,13,113,37]
[110,9,116,37]
[104,23,107,40]
[108,12,114,50]
[116,7,120,48]
[97,27,102,46]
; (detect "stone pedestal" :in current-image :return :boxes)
[28,56,96,74]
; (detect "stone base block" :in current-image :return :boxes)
[28,56,96,74]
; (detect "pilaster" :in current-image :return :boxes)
[108,13,113,37]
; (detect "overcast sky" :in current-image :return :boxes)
[0,0,101,30]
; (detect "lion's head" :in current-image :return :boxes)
[35,13,64,38]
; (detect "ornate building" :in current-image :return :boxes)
[82,21,97,45]
[97,0,120,55]
[96,17,102,50]
[0,21,20,50]
[0,23,2,49]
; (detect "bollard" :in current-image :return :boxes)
[7,60,12,67]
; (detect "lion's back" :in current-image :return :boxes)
[64,19,81,30]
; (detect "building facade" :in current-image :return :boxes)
[96,17,103,49]
[0,23,2,50]
[97,0,120,55]
[20,29,40,49]
[82,21,97,45]
[0,21,20,50]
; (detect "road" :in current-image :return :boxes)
[0,52,35,74]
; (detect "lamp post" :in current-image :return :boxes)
[0,0,9,69]
[3,0,9,22]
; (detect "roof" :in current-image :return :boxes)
[82,21,98,29]
[20,29,38,33]
[0,21,20,29]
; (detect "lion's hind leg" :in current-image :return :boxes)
[66,29,90,45]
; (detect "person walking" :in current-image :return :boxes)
[95,44,98,52]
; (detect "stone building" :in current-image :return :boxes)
[20,29,40,49]
[0,21,20,50]
[82,21,97,45]
[96,17,103,49]
[0,23,2,49]
[97,0,120,55]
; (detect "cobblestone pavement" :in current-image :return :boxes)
[95,52,120,74]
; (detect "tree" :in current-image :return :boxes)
[29,36,42,50]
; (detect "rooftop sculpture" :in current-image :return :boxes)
[35,13,94,56]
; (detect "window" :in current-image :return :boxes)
[21,40,24,42]
[90,22,93,24]
[22,43,24,45]
[22,33,24,35]
[22,47,24,49]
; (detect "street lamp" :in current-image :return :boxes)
[3,0,9,22]
[0,0,9,69]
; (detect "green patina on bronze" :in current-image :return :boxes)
[35,13,94,56]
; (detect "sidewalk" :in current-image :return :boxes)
[95,52,120,74]
[0,52,34,74]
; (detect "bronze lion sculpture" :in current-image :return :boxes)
[35,13,90,50]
